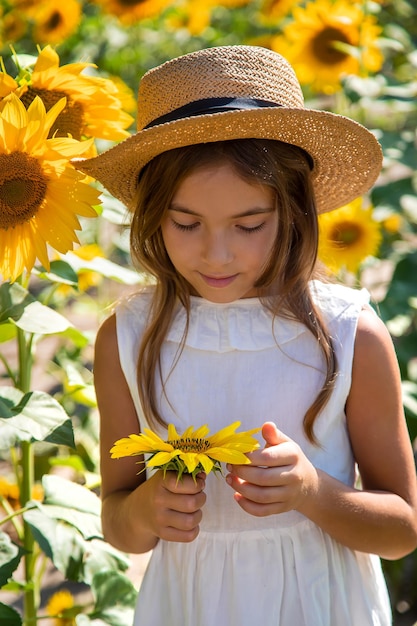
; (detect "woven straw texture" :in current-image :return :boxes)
[74,45,383,214]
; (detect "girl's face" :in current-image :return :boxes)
[161,163,279,303]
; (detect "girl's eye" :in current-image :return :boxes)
[171,220,199,232]
[236,222,266,234]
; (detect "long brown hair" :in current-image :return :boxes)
[130,139,337,444]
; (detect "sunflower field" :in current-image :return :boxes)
[0,0,416,624]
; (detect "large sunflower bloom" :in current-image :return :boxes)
[271,0,383,93]
[0,94,100,283]
[0,45,133,144]
[111,422,260,480]
[318,197,382,274]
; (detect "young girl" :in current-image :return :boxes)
[75,46,417,625]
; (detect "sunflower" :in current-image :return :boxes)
[94,0,174,24]
[175,0,252,34]
[0,477,43,510]
[271,0,383,93]
[318,197,382,274]
[46,589,76,626]
[1,10,28,44]
[0,94,100,283]
[0,45,134,145]
[260,0,299,24]
[111,422,261,480]
[31,0,81,44]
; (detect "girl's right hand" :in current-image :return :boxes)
[139,470,206,543]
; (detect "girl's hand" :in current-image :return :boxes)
[138,470,206,543]
[225,422,318,517]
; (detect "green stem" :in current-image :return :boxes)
[15,311,38,624]
[17,327,33,392]
[21,440,37,625]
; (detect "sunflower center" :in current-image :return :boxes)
[312,27,351,65]
[331,221,361,246]
[20,87,84,140]
[167,438,211,453]
[45,11,63,31]
[0,152,48,229]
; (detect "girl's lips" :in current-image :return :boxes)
[199,273,238,288]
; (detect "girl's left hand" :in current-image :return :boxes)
[225,421,318,517]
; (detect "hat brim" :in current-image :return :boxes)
[73,107,382,214]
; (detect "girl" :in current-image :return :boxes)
[75,46,417,625]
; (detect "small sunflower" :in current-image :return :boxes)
[260,0,299,24]
[31,0,81,44]
[318,197,382,274]
[94,0,174,24]
[1,10,28,44]
[176,0,251,34]
[0,477,43,509]
[0,94,100,283]
[111,422,261,481]
[0,45,134,144]
[46,589,76,626]
[271,0,383,93]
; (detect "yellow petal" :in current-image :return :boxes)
[167,423,180,441]
[179,452,199,473]
[196,454,214,473]
[208,448,252,464]
[147,450,180,467]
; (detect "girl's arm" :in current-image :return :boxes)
[95,313,206,554]
[226,308,417,560]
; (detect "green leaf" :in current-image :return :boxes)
[0,603,22,626]
[23,508,87,580]
[0,388,75,449]
[89,571,136,626]
[35,260,79,285]
[42,475,101,515]
[24,508,129,584]
[59,326,91,349]
[12,301,72,335]
[25,501,101,541]
[0,532,25,587]
[76,615,92,625]
[82,539,130,583]
[49,455,87,473]
[371,176,415,213]
[0,322,16,343]
[0,282,34,325]
[62,251,143,285]
[92,570,137,611]
[379,251,417,321]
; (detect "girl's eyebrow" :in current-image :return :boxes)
[169,205,275,219]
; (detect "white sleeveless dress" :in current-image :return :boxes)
[115,281,392,626]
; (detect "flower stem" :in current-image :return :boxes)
[16,318,38,623]
[21,440,38,625]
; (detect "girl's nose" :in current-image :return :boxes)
[202,231,233,266]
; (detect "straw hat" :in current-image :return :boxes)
[74,45,383,214]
